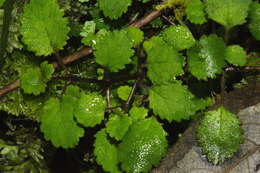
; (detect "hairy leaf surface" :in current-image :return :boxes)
[205,0,252,28]
[99,0,132,19]
[197,107,243,165]
[117,85,132,101]
[144,36,184,84]
[185,0,206,24]
[248,2,260,40]
[149,81,209,122]
[106,114,132,140]
[74,92,106,127]
[94,30,134,72]
[94,129,120,173]
[20,62,54,95]
[118,118,167,173]
[125,26,144,47]
[187,34,226,80]
[162,25,196,51]
[225,45,247,66]
[40,97,84,148]
[21,0,69,56]
[129,107,148,122]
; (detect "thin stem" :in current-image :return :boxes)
[0,7,162,97]
[224,27,230,44]
[124,80,139,113]
[220,72,226,104]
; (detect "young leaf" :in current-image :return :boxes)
[74,92,106,128]
[117,85,132,101]
[129,107,148,122]
[21,0,69,56]
[197,107,243,165]
[118,118,168,173]
[205,0,252,28]
[187,34,226,80]
[161,25,196,51]
[20,62,54,95]
[40,97,84,148]
[144,36,184,84]
[106,114,132,141]
[99,0,132,19]
[248,2,260,40]
[94,129,120,173]
[225,45,247,66]
[94,30,134,72]
[149,81,209,122]
[185,0,206,24]
[124,26,144,47]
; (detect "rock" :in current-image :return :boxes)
[152,82,260,173]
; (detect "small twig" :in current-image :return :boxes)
[0,8,163,97]
[106,88,111,113]
[162,15,175,25]
[130,10,162,28]
[124,80,139,113]
[220,72,226,104]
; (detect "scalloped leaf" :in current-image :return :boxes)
[21,0,69,56]
[99,0,132,19]
[20,62,54,95]
[143,36,184,84]
[149,81,210,122]
[94,129,120,173]
[106,114,132,141]
[162,25,196,51]
[248,2,260,40]
[205,0,252,28]
[117,85,132,101]
[74,92,106,128]
[185,0,207,24]
[225,45,247,66]
[118,118,168,173]
[125,26,144,47]
[40,96,84,148]
[197,107,243,165]
[129,107,148,122]
[187,34,226,80]
[94,30,134,72]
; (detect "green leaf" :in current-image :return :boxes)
[106,114,132,140]
[74,92,106,127]
[117,85,132,101]
[248,2,260,40]
[149,81,209,122]
[94,129,120,173]
[118,118,168,173]
[205,0,252,28]
[20,62,54,95]
[125,26,144,47]
[225,45,247,66]
[94,30,134,72]
[197,107,243,165]
[99,0,132,19]
[21,0,69,56]
[144,36,184,84]
[0,0,5,7]
[129,107,148,122]
[162,25,196,51]
[185,0,207,24]
[187,34,226,80]
[80,21,96,37]
[139,0,151,3]
[40,97,84,148]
